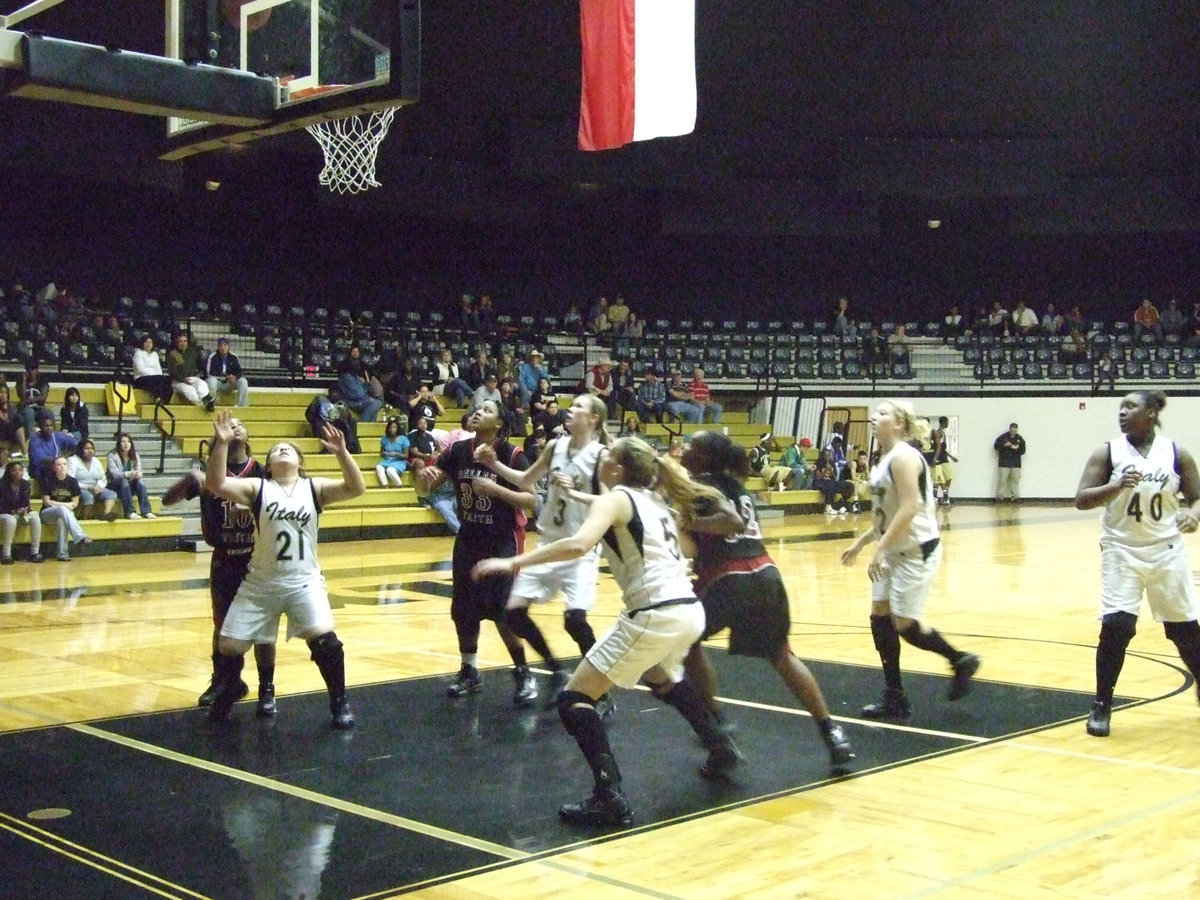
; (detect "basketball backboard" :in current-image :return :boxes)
[0,1,418,159]
[165,0,419,158]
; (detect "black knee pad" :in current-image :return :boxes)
[1099,611,1137,649]
[1164,620,1200,646]
[563,608,595,646]
[557,689,597,735]
[307,631,344,664]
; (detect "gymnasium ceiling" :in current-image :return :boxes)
[2,0,1198,237]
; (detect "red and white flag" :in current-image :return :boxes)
[578,0,697,152]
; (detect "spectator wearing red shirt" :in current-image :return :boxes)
[1133,298,1163,342]
[689,367,723,424]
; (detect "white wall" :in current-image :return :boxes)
[781,392,1200,500]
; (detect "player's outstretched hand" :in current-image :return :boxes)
[1177,509,1199,534]
[320,422,347,455]
[212,409,236,443]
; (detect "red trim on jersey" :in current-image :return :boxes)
[695,554,775,593]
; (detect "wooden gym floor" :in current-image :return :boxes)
[1,502,1198,898]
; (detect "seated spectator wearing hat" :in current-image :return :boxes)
[584,358,616,418]
[517,349,549,407]
[68,439,118,520]
[205,337,249,407]
[131,335,174,403]
[28,411,79,488]
[635,367,667,423]
[0,459,44,564]
[749,433,790,490]
[39,455,92,561]
[471,372,502,412]
[167,332,215,411]
[688,366,723,424]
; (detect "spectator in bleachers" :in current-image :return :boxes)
[405,416,438,487]
[495,351,517,384]
[584,358,616,418]
[811,449,853,515]
[1133,298,1163,342]
[471,372,502,413]
[523,424,548,466]
[1062,327,1089,365]
[375,417,410,488]
[475,294,497,332]
[986,300,1011,336]
[465,349,490,391]
[499,378,528,438]
[832,296,858,340]
[780,439,812,490]
[59,386,89,442]
[68,439,118,520]
[305,385,360,454]
[106,432,154,519]
[534,397,568,438]
[167,332,215,411]
[39,455,92,561]
[407,382,444,432]
[387,358,421,410]
[28,411,78,487]
[1040,303,1064,336]
[688,366,723,424]
[529,376,556,421]
[1011,301,1039,336]
[1190,300,1200,341]
[828,435,850,480]
[1161,298,1185,339]
[336,344,383,422]
[862,326,889,379]
[619,415,645,440]
[432,347,471,407]
[563,302,584,335]
[439,412,475,453]
[635,367,667,423]
[665,370,701,423]
[517,350,549,407]
[667,435,686,461]
[1092,350,1116,395]
[205,337,249,407]
[612,358,636,419]
[624,311,644,339]
[458,294,479,331]
[607,293,630,332]
[942,305,964,339]
[587,295,609,334]
[749,433,789,491]
[0,460,43,564]
[847,449,871,514]
[17,360,51,437]
[1062,304,1086,335]
[132,335,174,403]
[0,387,28,465]
[887,325,912,373]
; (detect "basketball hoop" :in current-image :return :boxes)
[305,107,398,195]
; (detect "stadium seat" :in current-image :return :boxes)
[1022,363,1044,379]
[1047,363,1068,379]
[1149,361,1170,379]
[998,363,1019,379]
[1175,361,1195,379]
[1123,361,1144,379]
[1073,362,1093,380]
[818,362,840,380]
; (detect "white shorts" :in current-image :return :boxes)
[510,552,599,611]
[220,572,334,643]
[585,600,705,689]
[872,542,942,620]
[1099,540,1200,623]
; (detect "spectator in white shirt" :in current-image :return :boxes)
[131,335,173,403]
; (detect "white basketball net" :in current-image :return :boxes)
[305,107,398,194]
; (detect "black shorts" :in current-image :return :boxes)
[451,529,517,625]
[700,565,790,657]
[210,550,252,627]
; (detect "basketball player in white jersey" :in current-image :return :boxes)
[204,409,366,729]
[842,399,980,720]
[1074,390,1200,736]
[472,437,742,828]
[475,394,611,709]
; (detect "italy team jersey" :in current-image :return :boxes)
[869,441,939,553]
[537,437,603,540]
[1102,434,1182,548]
[249,477,322,582]
[601,486,696,611]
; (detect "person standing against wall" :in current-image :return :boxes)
[994,423,1026,502]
